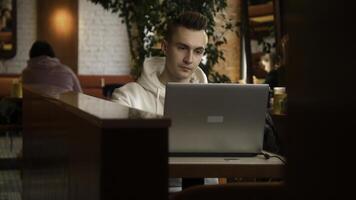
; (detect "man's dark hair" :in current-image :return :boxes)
[29,40,56,58]
[165,11,208,41]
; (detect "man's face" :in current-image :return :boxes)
[162,26,207,82]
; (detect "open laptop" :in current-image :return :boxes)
[164,83,269,157]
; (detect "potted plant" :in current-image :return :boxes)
[89,0,239,82]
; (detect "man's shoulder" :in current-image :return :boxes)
[57,64,75,74]
[114,82,146,96]
[111,82,147,106]
[119,82,143,90]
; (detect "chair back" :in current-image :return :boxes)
[102,83,125,98]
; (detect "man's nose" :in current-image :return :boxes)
[183,51,193,64]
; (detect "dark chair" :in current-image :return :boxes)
[0,97,22,170]
[102,83,125,99]
[170,182,286,200]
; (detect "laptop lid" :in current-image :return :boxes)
[164,83,269,156]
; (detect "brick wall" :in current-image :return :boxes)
[78,0,131,75]
[213,0,241,82]
[0,0,131,76]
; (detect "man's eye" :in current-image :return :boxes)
[178,46,186,50]
[195,50,204,55]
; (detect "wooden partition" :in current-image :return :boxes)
[282,0,355,198]
[22,86,170,200]
[78,75,134,99]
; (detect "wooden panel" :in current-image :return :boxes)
[0,74,20,98]
[283,0,355,199]
[271,114,287,154]
[78,75,134,88]
[37,0,78,72]
[22,86,170,200]
[0,32,12,43]
[249,2,274,17]
[78,75,134,99]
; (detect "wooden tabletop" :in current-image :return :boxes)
[169,153,285,178]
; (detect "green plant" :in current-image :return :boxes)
[89,0,239,82]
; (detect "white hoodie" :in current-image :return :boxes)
[111,57,208,115]
[112,57,217,188]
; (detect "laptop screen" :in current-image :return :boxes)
[164,83,269,156]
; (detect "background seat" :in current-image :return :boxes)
[102,83,125,99]
[78,75,133,99]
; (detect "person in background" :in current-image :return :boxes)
[22,40,82,93]
[262,52,282,89]
[264,35,289,89]
[112,11,214,190]
[0,8,12,32]
[252,52,268,81]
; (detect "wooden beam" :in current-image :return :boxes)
[249,2,274,17]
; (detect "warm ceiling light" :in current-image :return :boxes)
[52,8,73,36]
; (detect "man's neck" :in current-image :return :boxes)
[158,68,190,85]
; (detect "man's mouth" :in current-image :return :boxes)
[180,66,192,71]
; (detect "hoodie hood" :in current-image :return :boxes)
[137,57,208,99]
[27,56,61,69]
[112,57,208,115]
[22,56,83,93]
[137,57,166,100]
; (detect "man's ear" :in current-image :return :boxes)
[161,40,168,54]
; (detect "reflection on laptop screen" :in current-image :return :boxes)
[164,83,269,157]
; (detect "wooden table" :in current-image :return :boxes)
[169,153,285,179]
[22,87,171,200]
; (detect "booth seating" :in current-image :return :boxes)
[78,75,134,99]
[1,74,134,99]
[0,74,20,98]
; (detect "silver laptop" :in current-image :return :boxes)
[164,83,269,157]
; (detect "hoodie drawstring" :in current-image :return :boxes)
[156,88,161,114]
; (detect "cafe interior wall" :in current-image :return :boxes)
[1,0,240,80]
[78,0,130,75]
[0,0,130,76]
[0,0,37,74]
[213,0,242,83]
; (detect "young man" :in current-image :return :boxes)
[112,11,208,115]
[112,11,217,190]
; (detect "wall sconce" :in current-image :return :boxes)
[52,8,73,36]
